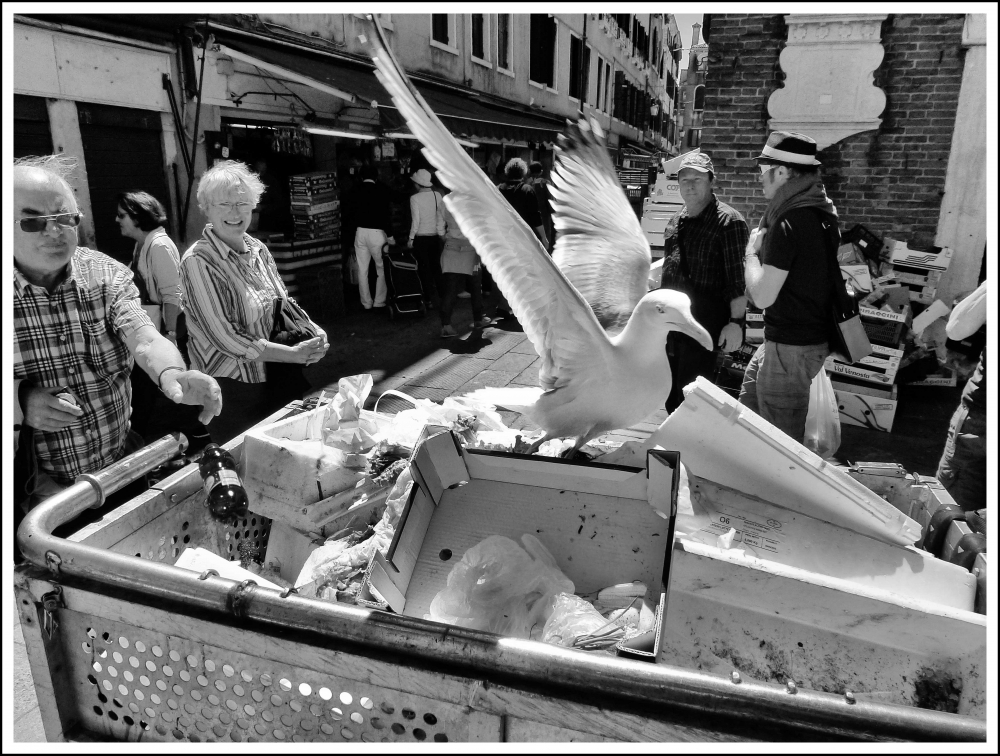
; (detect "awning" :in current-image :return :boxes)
[213,30,565,146]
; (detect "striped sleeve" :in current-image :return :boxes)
[179,251,267,361]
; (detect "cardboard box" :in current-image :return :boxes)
[830,378,899,432]
[840,264,873,293]
[825,343,904,386]
[359,430,679,663]
[909,367,959,388]
[859,304,910,348]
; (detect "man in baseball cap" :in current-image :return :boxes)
[658,151,749,411]
[740,131,840,444]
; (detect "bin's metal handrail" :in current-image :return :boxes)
[17,437,986,743]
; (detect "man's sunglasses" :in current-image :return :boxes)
[15,212,84,233]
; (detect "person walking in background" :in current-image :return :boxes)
[350,164,397,310]
[179,160,329,445]
[659,153,748,412]
[13,155,222,560]
[407,168,445,309]
[497,158,548,319]
[116,191,209,449]
[528,160,555,253]
[438,196,492,338]
[740,132,837,444]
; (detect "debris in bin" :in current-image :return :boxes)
[425,534,575,639]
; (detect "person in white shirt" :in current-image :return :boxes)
[406,168,445,308]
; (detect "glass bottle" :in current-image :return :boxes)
[198,443,249,520]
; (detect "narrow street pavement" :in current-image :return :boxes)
[12,290,962,742]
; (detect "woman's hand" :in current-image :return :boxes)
[290,335,329,366]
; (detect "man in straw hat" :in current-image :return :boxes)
[740,131,840,444]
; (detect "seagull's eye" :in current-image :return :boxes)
[655,305,664,313]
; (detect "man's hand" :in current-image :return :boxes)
[160,370,223,425]
[406,238,414,249]
[386,235,396,246]
[22,386,85,432]
[718,323,744,353]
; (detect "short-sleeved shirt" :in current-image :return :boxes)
[14,247,151,483]
[660,195,748,304]
[132,227,182,308]
[761,207,832,345]
[499,180,543,229]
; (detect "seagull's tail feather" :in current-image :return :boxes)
[463,386,544,415]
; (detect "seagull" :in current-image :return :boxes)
[368,21,713,455]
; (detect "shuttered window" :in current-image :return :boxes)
[14,95,53,159]
[471,14,485,60]
[529,15,556,88]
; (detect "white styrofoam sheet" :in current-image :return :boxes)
[622,378,921,546]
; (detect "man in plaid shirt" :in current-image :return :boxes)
[13,155,223,527]
[659,152,749,411]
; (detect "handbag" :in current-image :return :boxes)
[821,216,872,365]
[267,297,318,407]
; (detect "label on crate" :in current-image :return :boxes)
[683,507,788,557]
[291,200,340,216]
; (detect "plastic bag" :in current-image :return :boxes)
[541,593,612,647]
[803,369,841,459]
[425,534,574,639]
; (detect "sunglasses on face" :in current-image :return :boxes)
[15,212,84,233]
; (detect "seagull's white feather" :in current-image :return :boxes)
[367,19,714,452]
[550,120,652,333]
[370,28,614,394]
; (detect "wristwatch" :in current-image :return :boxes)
[729,317,745,325]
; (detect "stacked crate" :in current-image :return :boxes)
[289,171,341,241]
[273,171,344,320]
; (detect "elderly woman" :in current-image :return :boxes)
[117,191,209,448]
[179,160,329,444]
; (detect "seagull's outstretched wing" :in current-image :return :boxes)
[368,20,613,392]
[550,119,653,333]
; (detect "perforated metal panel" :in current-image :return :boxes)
[67,610,467,743]
[102,489,271,566]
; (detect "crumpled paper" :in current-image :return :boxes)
[307,466,416,588]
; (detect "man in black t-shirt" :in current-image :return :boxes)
[740,132,837,444]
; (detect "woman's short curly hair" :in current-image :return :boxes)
[196,160,266,211]
[117,191,168,232]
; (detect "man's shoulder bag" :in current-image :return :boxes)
[820,216,872,364]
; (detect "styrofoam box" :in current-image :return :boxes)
[885,239,953,272]
[359,430,680,663]
[831,378,899,432]
[909,367,959,388]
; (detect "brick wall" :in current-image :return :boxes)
[701,14,966,249]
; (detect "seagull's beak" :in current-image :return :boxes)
[675,315,714,351]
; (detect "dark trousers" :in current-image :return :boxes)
[129,367,211,452]
[208,378,284,445]
[440,271,485,327]
[412,236,443,305]
[665,293,729,412]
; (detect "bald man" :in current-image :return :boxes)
[13,155,222,535]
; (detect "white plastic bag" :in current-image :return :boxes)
[803,369,841,459]
[425,534,574,639]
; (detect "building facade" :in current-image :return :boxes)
[679,22,709,150]
[12,12,684,256]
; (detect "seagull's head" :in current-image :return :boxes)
[636,290,714,351]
